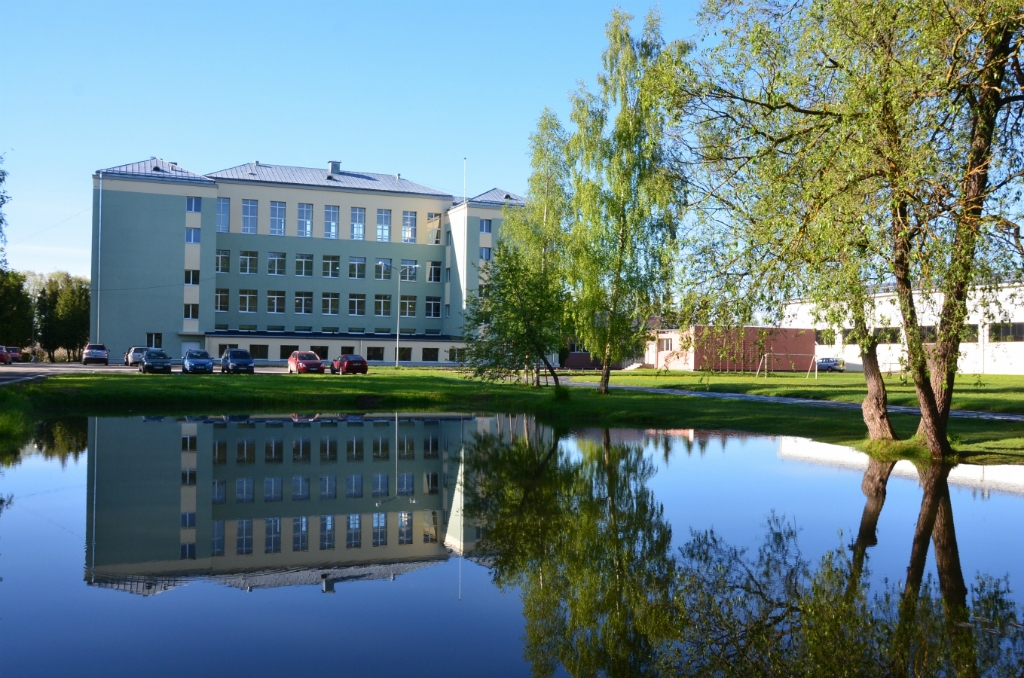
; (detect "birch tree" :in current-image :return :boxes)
[568,9,684,394]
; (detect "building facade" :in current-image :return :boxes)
[783,287,1024,374]
[91,158,522,362]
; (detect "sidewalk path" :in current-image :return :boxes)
[565,378,1024,423]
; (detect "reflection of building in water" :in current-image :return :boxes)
[777,437,1024,498]
[85,413,510,595]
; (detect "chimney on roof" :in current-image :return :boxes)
[396,173,401,180]
[328,160,342,175]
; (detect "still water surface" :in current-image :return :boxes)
[1,414,1022,676]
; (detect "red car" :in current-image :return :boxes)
[287,351,325,374]
[330,354,368,375]
[0,347,10,365]
[6,347,22,362]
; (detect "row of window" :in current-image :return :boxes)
[190,196,443,242]
[192,511,439,558]
[213,289,443,317]
[209,435,441,464]
[213,250,448,282]
[212,472,439,503]
[829,324,1024,345]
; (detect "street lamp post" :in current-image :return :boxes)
[395,262,420,367]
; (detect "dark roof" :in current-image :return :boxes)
[96,158,214,184]
[469,187,525,207]
[205,162,452,197]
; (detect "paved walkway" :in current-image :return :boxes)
[565,378,1024,423]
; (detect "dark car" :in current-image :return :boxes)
[287,351,325,374]
[330,354,368,375]
[139,349,172,374]
[6,347,22,363]
[221,349,254,374]
[817,357,846,373]
[82,344,110,365]
[182,349,214,374]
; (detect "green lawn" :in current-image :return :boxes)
[570,369,1024,414]
[1,368,1022,462]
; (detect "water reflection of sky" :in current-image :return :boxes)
[1,417,1021,677]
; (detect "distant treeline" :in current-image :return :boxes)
[0,269,90,362]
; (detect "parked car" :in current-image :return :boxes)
[287,351,325,374]
[817,357,846,373]
[124,347,147,366]
[82,344,110,365]
[221,349,254,374]
[330,354,368,375]
[139,349,172,374]
[0,347,11,365]
[6,347,22,363]
[182,349,214,374]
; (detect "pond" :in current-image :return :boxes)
[1,413,1022,676]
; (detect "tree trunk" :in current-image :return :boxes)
[854,312,898,441]
[849,458,897,590]
[539,353,560,387]
[599,351,613,394]
[905,462,952,598]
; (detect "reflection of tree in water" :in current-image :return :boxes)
[466,431,1024,677]
[1,416,87,468]
[465,429,676,677]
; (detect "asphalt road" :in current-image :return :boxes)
[0,361,288,385]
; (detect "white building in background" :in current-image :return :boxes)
[782,286,1024,375]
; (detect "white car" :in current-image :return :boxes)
[817,358,845,373]
[82,344,110,366]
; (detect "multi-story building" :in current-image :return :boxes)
[84,413,497,594]
[91,158,522,361]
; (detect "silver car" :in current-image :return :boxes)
[82,344,109,365]
[124,347,147,366]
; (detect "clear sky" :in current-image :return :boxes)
[0,1,701,277]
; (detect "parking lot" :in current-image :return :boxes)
[0,361,290,385]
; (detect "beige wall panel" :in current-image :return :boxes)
[185,212,202,229]
[183,319,200,333]
[184,285,199,304]
[181,451,197,468]
[184,243,201,268]
[93,177,217,197]
[180,486,196,511]
[181,423,198,437]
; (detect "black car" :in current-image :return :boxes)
[221,349,255,374]
[139,349,173,374]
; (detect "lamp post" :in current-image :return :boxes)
[395,262,420,367]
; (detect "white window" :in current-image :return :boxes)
[211,520,225,556]
[375,258,391,280]
[265,517,281,553]
[295,254,313,276]
[349,294,366,316]
[425,297,441,318]
[346,514,361,548]
[236,478,254,503]
[270,201,286,236]
[236,519,253,554]
[322,292,339,315]
[372,512,387,546]
[428,261,442,282]
[346,474,363,498]
[480,247,491,261]
[215,289,229,312]
[402,211,417,242]
[239,289,257,313]
[400,259,417,281]
[351,207,365,240]
[398,511,412,545]
[374,294,391,316]
[216,197,230,232]
[399,295,416,317]
[398,472,414,496]
[323,255,340,278]
[480,218,492,233]
[320,475,337,500]
[242,199,258,234]
[216,249,230,273]
[295,292,313,314]
[292,476,310,501]
[445,303,450,318]
[184,269,200,285]
[349,256,365,279]
[320,515,335,550]
[372,474,389,498]
[186,197,202,213]
[293,516,308,551]
[264,477,282,502]
[267,290,285,314]
[185,227,200,244]
[427,213,442,244]
[297,203,312,237]
[240,251,258,274]
[376,209,391,242]
[184,303,199,320]
[325,205,339,239]
[268,252,286,275]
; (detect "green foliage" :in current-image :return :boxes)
[0,270,34,347]
[35,271,90,361]
[567,9,684,392]
[464,110,569,385]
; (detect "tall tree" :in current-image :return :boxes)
[0,270,34,348]
[464,110,570,385]
[661,0,1024,455]
[567,9,684,394]
[35,272,90,361]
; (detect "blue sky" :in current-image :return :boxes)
[1,1,700,277]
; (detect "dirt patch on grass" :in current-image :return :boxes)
[355,395,383,409]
